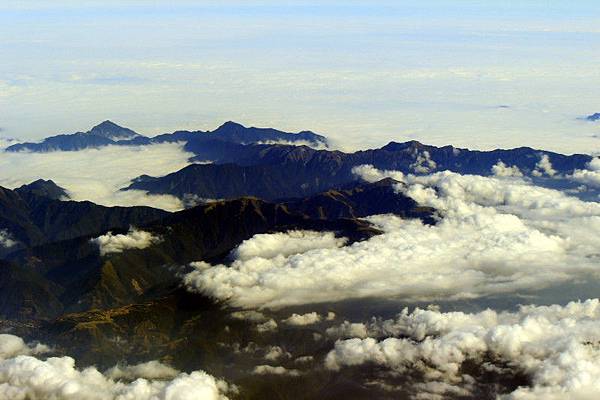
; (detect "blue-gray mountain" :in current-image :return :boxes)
[5,120,328,152]
[126,140,592,201]
[586,112,600,121]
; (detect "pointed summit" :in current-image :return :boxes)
[88,120,140,140]
[214,121,245,132]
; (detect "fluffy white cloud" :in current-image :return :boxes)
[232,231,346,261]
[532,154,557,177]
[104,361,179,381]
[351,165,405,183]
[0,144,192,211]
[492,161,523,177]
[252,365,301,377]
[184,166,600,309]
[263,346,291,361]
[91,228,161,256]
[325,299,600,400]
[410,150,437,174]
[0,334,233,400]
[0,334,49,360]
[0,230,17,249]
[255,319,278,333]
[569,157,600,188]
[326,321,369,340]
[294,356,314,364]
[282,312,322,326]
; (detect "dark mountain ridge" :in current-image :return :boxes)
[126,140,592,202]
[0,184,167,256]
[0,179,433,320]
[6,120,328,152]
[15,179,70,200]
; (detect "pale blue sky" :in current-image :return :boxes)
[1,0,600,153]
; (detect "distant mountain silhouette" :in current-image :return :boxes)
[6,121,328,152]
[585,113,600,121]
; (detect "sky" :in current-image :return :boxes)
[1,0,600,153]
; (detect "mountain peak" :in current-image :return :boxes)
[381,140,424,151]
[215,121,245,131]
[88,120,140,140]
[15,179,69,200]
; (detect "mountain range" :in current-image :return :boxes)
[1,120,598,399]
[0,178,433,320]
[6,120,328,152]
[126,140,592,202]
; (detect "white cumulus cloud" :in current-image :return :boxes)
[183,167,600,309]
[492,161,524,177]
[410,150,437,174]
[325,299,600,400]
[91,228,161,256]
[232,231,347,261]
[0,334,233,400]
[282,312,322,326]
[569,157,600,188]
[252,365,301,377]
[532,154,557,177]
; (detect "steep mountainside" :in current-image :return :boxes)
[1,180,434,320]
[0,185,167,254]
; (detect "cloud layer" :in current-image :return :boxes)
[0,334,233,400]
[184,166,600,309]
[0,144,192,211]
[91,228,161,256]
[325,298,600,399]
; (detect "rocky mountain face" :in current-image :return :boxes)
[126,140,591,201]
[0,179,434,321]
[0,184,167,255]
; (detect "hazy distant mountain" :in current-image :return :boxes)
[126,140,591,201]
[586,112,600,121]
[6,120,328,152]
[5,120,143,152]
[86,120,141,140]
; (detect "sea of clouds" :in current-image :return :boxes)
[0,333,233,400]
[325,298,600,399]
[183,162,600,309]
[0,144,193,211]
